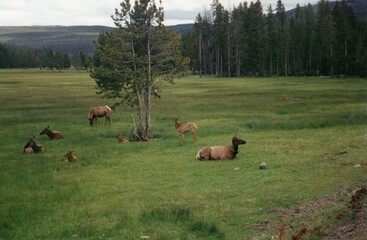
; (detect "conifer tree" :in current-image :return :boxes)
[91,0,189,140]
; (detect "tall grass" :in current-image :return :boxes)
[0,69,366,239]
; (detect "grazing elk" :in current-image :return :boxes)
[117,133,129,144]
[23,137,45,154]
[40,126,63,140]
[88,105,111,126]
[174,118,197,144]
[196,136,246,160]
[64,150,77,162]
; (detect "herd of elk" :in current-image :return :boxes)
[88,105,111,126]
[23,106,247,162]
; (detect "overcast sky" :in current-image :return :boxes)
[0,0,318,27]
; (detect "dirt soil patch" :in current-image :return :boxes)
[247,185,367,239]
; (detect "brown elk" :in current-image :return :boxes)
[117,132,129,144]
[196,136,246,160]
[23,137,45,154]
[88,105,111,126]
[279,225,286,240]
[40,126,63,140]
[64,150,77,162]
[174,118,197,144]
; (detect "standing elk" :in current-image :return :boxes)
[40,126,63,140]
[196,136,246,160]
[23,137,45,154]
[88,105,111,126]
[174,118,197,144]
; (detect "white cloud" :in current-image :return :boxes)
[0,0,318,27]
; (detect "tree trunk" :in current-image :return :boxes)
[144,85,151,139]
[236,42,240,77]
[145,25,152,140]
[135,86,144,132]
[227,27,231,77]
[199,29,202,77]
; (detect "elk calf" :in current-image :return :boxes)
[117,133,129,144]
[40,126,63,140]
[174,118,197,144]
[64,151,77,162]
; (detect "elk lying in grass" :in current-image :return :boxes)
[23,137,45,154]
[40,126,63,140]
[196,136,246,160]
[88,105,111,126]
[117,132,129,144]
[174,118,197,144]
[64,150,77,162]
[24,147,34,154]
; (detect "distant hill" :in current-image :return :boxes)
[169,24,194,35]
[0,24,194,55]
[347,0,367,22]
[286,0,367,22]
[1,0,365,55]
[0,25,113,55]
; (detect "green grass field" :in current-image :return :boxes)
[0,69,366,239]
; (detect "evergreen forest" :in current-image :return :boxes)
[182,0,367,77]
[1,0,367,77]
[0,43,89,70]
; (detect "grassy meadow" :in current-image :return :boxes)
[0,69,366,239]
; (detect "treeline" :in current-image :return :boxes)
[182,0,367,77]
[0,43,89,70]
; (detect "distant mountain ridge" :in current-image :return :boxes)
[0,24,193,55]
[0,0,365,55]
[286,0,367,22]
[0,25,113,55]
[346,0,367,22]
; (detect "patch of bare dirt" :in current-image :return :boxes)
[325,206,367,240]
[246,185,367,239]
[325,187,367,240]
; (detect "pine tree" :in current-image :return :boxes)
[231,3,246,77]
[211,0,229,76]
[247,0,266,76]
[266,4,281,76]
[194,10,214,76]
[316,0,336,75]
[289,4,306,76]
[304,3,317,75]
[91,0,189,140]
[276,0,289,76]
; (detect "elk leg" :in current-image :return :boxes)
[192,131,197,145]
[105,115,111,126]
[179,133,184,142]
